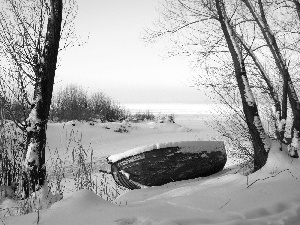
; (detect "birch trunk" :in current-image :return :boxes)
[215,0,269,171]
[23,0,62,197]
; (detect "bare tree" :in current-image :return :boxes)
[144,0,273,170]
[234,31,285,142]
[241,0,300,157]
[24,0,62,197]
[0,0,78,125]
[144,0,300,163]
[0,0,64,197]
[215,0,269,170]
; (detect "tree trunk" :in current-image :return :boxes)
[293,0,300,21]
[23,0,62,197]
[235,32,282,119]
[242,0,300,157]
[236,33,288,142]
[281,72,288,143]
[237,31,287,143]
[215,0,269,171]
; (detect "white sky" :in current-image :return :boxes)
[55,0,210,104]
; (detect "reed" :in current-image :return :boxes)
[0,101,25,198]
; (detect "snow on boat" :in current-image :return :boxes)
[106,141,227,190]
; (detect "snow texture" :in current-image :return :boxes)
[289,130,299,157]
[1,117,300,225]
[120,170,130,179]
[40,56,45,64]
[253,116,271,151]
[278,119,286,131]
[31,182,62,210]
[24,142,39,168]
[26,96,42,132]
[242,76,255,106]
[26,108,41,132]
[107,141,225,163]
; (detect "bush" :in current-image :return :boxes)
[89,92,127,122]
[208,105,254,173]
[50,85,89,121]
[0,95,30,124]
[0,106,26,197]
[129,110,155,122]
[50,84,127,122]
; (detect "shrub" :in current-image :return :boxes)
[0,105,26,198]
[50,84,127,122]
[89,92,127,122]
[129,110,155,122]
[0,95,30,124]
[208,105,254,173]
[50,84,89,122]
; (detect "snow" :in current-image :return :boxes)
[289,129,299,157]
[24,142,39,168]
[2,114,300,225]
[26,108,42,132]
[40,56,45,64]
[278,119,286,131]
[120,170,130,179]
[253,116,271,151]
[30,182,62,210]
[108,141,225,163]
[242,76,255,106]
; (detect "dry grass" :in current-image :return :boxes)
[0,106,25,197]
[0,117,128,217]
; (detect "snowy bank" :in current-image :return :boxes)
[3,138,300,225]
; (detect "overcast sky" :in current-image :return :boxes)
[55,0,209,104]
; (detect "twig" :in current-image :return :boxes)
[0,217,6,225]
[37,208,40,225]
[247,169,297,188]
[219,199,231,209]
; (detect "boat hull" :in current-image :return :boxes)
[109,142,227,190]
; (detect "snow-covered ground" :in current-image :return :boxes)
[2,114,300,225]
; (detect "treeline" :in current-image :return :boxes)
[1,85,128,123]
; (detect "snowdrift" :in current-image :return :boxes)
[3,139,300,225]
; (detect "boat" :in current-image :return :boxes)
[106,141,227,190]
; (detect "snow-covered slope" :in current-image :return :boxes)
[3,136,300,225]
